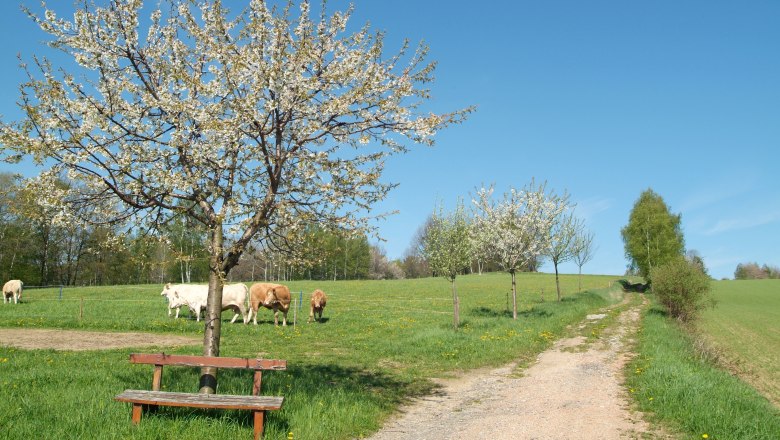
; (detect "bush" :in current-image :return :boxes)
[650,257,713,322]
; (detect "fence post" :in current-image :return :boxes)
[293,298,297,329]
[298,290,303,311]
[59,285,63,301]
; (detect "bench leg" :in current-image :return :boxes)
[253,410,265,440]
[131,403,143,424]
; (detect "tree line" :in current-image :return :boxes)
[734,262,780,280]
[0,173,411,286]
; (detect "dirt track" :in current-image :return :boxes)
[366,296,668,440]
[0,328,199,351]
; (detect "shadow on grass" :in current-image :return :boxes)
[617,279,649,293]
[647,306,668,318]
[469,306,554,319]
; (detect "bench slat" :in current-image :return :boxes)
[129,353,286,370]
[116,390,284,411]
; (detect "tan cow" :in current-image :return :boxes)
[308,289,328,323]
[248,283,291,326]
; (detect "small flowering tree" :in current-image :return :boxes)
[546,211,581,301]
[422,200,472,330]
[571,230,595,292]
[0,0,470,392]
[472,181,568,319]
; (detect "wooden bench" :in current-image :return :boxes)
[115,353,286,439]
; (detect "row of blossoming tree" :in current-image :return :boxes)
[421,181,595,329]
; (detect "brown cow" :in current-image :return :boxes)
[248,282,291,326]
[308,289,328,323]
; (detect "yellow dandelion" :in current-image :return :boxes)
[702,435,709,439]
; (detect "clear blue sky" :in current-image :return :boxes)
[1,1,778,280]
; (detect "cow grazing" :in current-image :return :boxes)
[2,280,23,304]
[160,283,249,323]
[248,283,291,326]
[308,289,328,323]
[160,284,184,318]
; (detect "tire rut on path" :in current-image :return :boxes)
[366,296,663,440]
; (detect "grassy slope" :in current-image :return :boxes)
[699,279,780,406]
[626,281,780,440]
[0,272,619,440]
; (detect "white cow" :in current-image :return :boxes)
[160,284,185,318]
[3,280,23,304]
[161,283,249,323]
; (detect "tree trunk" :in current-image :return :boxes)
[511,270,518,320]
[451,279,460,330]
[554,260,562,302]
[200,225,225,394]
[578,266,582,292]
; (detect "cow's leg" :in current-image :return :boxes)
[273,309,279,326]
[175,307,180,319]
[282,310,288,326]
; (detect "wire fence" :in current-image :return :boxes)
[2,288,498,327]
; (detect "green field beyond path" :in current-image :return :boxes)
[700,279,780,406]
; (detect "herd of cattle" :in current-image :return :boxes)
[1,278,328,326]
[160,282,328,326]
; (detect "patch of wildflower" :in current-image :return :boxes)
[441,349,459,359]
[538,331,555,342]
[480,329,518,342]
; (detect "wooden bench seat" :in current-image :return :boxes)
[115,390,284,411]
[115,353,286,439]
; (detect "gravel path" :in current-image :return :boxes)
[366,297,666,440]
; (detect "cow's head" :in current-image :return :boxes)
[263,288,279,307]
[312,290,325,308]
[161,283,172,296]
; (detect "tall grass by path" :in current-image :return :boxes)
[0,272,620,439]
[699,279,780,406]
[627,295,780,440]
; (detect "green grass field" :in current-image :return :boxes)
[699,279,780,406]
[626,279,780,440]
[0,272,619,439]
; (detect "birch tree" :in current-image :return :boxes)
[472,181,568,319]
[621,189,684,282]
[422,200,472,330]
[0,0,470,392]
[546,211,581,301]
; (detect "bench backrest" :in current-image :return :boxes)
[130,353,287,370]
[129,353,286,395]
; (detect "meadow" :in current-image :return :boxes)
[0,272,619,439]
[700,279,780,406]
[626,279,780,440]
